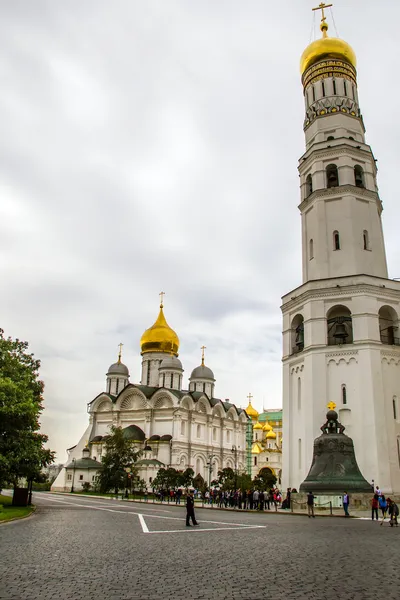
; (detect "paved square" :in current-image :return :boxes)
[0,492,399,600]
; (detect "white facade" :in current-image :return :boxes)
[282,26,400,493]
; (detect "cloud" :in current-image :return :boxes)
[1,1,399,460]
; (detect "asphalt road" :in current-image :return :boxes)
[0,492,399,600]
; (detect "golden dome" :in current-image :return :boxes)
[245,401,259,421]
[263,421,272,432]
[140,303,179,355]
[266,430,277,440]
[300,22,356,75]
[253,422,263,430]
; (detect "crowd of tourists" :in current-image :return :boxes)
[371,486,399,525]
[156,487,293,511]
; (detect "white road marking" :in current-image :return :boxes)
[138,514,149,533]
[34,494,172,513]
[34,494,268,534]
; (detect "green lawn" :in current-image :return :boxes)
[0,494,34,523]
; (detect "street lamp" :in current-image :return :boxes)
[206,453,216,488]
[70,458,76,493]
[231,445,238,489]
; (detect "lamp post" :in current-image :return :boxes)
[125,467,131,498]
[206,454,216,489]
[231,445,238,490]
[70,458,76,493]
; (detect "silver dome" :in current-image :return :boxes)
[190,364,215,380]
[107,362,129,377]
[159,356,183,370]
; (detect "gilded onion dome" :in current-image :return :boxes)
[300,20,356,75]
[245,400,259,421]
[253,422,263,430]
[140,302,179,355]
[263,421,272,432]
[266,429,277,440]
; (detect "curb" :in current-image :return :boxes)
[0,505,36,526]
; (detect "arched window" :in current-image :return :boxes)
[342,385,347,405]
[333,230,340,250]
[306,174,313,197]
[354,165,365,188]
[196,424,201,438]
[180,420,186,436]
[309,239,314,260]
[379,306,399,345]
[227,430,231,443]
[213,427,217,441]
[196,458,201,475]
[326,164,339,188]
[115,379,119,394]
[298,377,302,410]
[107,379,111,393]
[254,456,257,466]
[327,135,335,141]
[291,314,304,354]
[363,230,369,250]
[327,305,353,346]
[170,374,174,388]
[393,396,397,420]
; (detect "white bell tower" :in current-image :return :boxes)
[282,5,400,493]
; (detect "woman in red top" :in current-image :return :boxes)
[371,494,379,521]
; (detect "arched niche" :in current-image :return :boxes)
[327,305,353,346]
[326,163,339,188]
[291,314,304,354]
[379,305,399,345]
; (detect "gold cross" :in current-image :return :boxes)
[201,345,206,365]
[159,291,165,307]
[327,401,336,410]
[247,393,253,402]
[118,342,123,363]
[312,2,333,25]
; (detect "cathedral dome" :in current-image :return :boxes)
[190,364,215,380]
[300,22,356,75]
[245,401,259,421]
[253,422,263,430]
[263,421,272,432]
[160,356,183,370]
[107,361,129,377]
[140,303,179,355]
[266,430,277,440]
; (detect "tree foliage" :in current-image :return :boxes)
[97,426,141,494]
[151,467,194,491]
[253,468,277,491]
[0,329,54,494]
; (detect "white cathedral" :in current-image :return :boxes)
[282,8,400,494]
[52,299,248,492]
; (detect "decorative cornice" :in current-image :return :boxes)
[299,184,381,214]
[302,59,357,89]
[299,145,375,173]
[326,350,359,358]
[282,282,400,313]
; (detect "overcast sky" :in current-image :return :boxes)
[1,1,399,461]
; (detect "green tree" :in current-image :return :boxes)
[217,467,235,490]
[0,329,54,500]
[177,467,194,489]
[236,472,253,492]
[253,469,277,491]
[151,467,178,491]
[97,426,141,495]
[193,473,206,494]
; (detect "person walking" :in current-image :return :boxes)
[253,489,259,510]
[387,498,399,527]
[343,492,350,517]
[307,491,316,518]
[379,494,388,525]
[186,490,199,527]
[371,494,379,521]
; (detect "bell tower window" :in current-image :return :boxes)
[354,165,365,188]
[326,164,339,188]
[363,230,369,250]
[291,314,304,354]
[309,239,314,260]
[305,174,313,197]
[332,79,337,95]
[327,305,353,346]
[321,80,326,97]
[343,80,348,96]
[333,231,340,250]
[342,385,347,405]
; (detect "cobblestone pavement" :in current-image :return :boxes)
[0,492,399,600]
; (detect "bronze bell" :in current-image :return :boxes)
[333,322,348,340]
[300,409,372,493]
